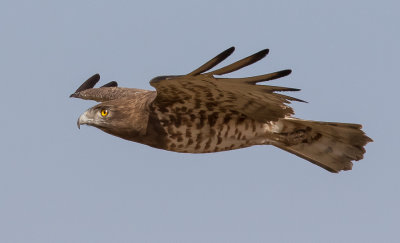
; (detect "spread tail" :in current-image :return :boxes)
[272,118,372,173]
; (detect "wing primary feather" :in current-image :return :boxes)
[208,49,269,76]
[101,81,118,88]
[217,69,292,84]
[277,93,307,103]
[186,47,235,76]
[73,73,100,93]
[259,85,300,92]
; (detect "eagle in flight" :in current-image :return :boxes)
[71,47,372,173]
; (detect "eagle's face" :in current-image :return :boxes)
[77,104,113,130]
[77,99,147,139]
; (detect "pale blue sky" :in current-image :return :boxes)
[0,0,398,242]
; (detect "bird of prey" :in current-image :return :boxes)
[71,47,372,173]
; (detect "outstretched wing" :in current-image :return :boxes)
[150,47,304,123]
[70,74,149,102]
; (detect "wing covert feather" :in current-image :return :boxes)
[150,77,301,122]
[150,48,302,122]
[149,48,303,122]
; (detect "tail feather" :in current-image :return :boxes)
[272,118,372,173]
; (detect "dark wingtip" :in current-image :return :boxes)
[257,49,270,58]
[298,98,307,103]
[101,81,118,88]
[281,69,292,77]
[186,47,236,76]
[284,87,301,92]
[246,49,270,65]
[215,46,235,64]
[224,46,235,56]
[74,73,100,93]
[209,48,270,76]
[92,73,100,79]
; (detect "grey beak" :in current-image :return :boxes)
[77,111,92,129]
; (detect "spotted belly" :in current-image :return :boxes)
[156,109,271,153]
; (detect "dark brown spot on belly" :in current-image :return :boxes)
[208,112,219,127]
[197,110,206,129]
[223,114,232,123]
[206,102,216,111]
[236,115,246,125]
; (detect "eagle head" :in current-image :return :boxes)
[77,98,149,140]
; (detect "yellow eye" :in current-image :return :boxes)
[100,109,108,117]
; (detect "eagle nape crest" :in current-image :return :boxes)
[70,47,372,173]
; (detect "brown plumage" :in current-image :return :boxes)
[71,47,372,173]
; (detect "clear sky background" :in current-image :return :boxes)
[0,0,398,242]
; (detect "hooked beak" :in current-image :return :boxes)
[77,111,93,129]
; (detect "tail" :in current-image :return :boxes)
[271,118,373,173]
